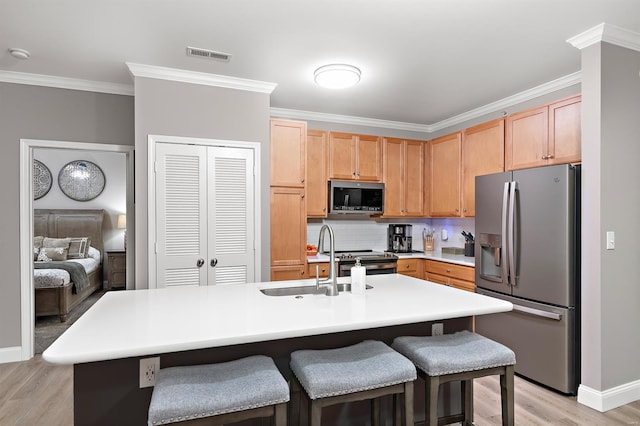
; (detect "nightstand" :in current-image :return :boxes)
[106,250,126,290]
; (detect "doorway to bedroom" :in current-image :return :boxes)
[20,139,134,360]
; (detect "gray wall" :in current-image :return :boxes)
[0,82,133,349]
[132,77,271,289]
[581,42,640,391]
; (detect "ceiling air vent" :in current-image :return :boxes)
[186,46,232,62]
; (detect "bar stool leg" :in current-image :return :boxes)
[274,402,287,426]
[372,398,381,426]
[309,400,322,426]
[463,379,474,425]
[404,381,414,426]
[500,365,515,426]
[425,375,439,426]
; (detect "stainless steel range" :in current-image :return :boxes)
[334,250,398,277]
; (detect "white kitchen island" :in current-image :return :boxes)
[44,274,511,425]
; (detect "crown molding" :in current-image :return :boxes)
[269,108,432,133]
[126,62,277,94]
[567,22,640,52]
[0,70,133,95]
[429,71,581,132]
[2,67,580,133]
[272,71,581,133]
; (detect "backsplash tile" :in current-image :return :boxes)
[307,217,475,253]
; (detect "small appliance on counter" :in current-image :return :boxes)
[388,224,412,253]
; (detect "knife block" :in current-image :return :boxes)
[464,242,475,257]
[423,236,434,252]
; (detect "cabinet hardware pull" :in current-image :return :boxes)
[300,270,304,275]
[547,154,554,159]
[322,207,326,212]
[301,178,305,183]
[210,258,218,267]
[301,194,305,199]
[446,269,451,272]
[197,259,205,267]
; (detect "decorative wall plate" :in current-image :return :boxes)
[58,160,106,201]
[33,159,53,200]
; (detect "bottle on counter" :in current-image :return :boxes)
[350,257,366,294]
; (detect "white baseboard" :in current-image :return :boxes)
[578,380,640,412]
[0,346,25,364]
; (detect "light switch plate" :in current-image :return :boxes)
[606,231,615,250]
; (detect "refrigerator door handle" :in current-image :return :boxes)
[501,182,510,284]
[512,304,562,321]
[508,181,518,286]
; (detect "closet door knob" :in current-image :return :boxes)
[197,259,205,267]
[210,258,218,267]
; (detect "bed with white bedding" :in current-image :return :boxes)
[34,209,104,322]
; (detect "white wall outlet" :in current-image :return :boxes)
[441,229,448,241]
[139,357,160,388]
[432,323,443,336]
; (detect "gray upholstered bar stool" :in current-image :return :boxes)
[290,340,416,426]
[147,355,289,426]
[392,330,516,426]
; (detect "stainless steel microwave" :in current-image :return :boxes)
[329,180,384,214]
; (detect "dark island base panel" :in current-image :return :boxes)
[74,318,471,425]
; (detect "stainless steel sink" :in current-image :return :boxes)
[260,283,372,297]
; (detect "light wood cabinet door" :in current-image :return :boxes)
[328,132,356,180]
[383,138,425,217]
[307,130,329,217]
[404,140,425,216]
[505,105,548,171]
[462,119,505,217]
[428,132,462,217]
[506,95,581,170]
[270,119,307,187]
[270,187,306,267]
[382,138,404,216]
[355,134,382,181]
[549,95,581,165]
[271,266,307,281]
[329,132,382,181]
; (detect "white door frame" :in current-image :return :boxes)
[19,139,134,361]
[147,135,262,289]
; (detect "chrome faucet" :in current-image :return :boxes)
[316,224,339,296]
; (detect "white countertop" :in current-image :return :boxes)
[307,251,475,267]
[43,274,510,365]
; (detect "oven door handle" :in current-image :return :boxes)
[340,262,397,271]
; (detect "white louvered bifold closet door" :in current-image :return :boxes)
[155,142,256,288]
[207,147,255,285]
[155,143,208,287]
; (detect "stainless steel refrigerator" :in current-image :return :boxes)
[475,164,580,394]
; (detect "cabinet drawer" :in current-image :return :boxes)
[450,277,476,292]
[398,258,419,273]
[307,262,331,278]
[424,260,474,281]
[271,266,306,281]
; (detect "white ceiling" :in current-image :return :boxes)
[1,0,639,128]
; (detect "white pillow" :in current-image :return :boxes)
[87,246,101,263]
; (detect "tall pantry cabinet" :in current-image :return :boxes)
[270,119,308,281]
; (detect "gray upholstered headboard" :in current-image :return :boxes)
[34,209,105,257]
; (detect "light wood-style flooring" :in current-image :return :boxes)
[1,355,639,425]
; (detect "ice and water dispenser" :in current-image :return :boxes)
[478,233,503,283]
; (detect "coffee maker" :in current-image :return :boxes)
[388,224,412,253]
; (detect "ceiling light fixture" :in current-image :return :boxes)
[8,48,30,60]
[314,64,361,89]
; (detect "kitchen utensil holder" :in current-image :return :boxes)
[464,242,475,257]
